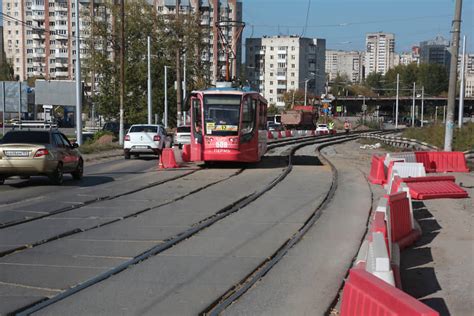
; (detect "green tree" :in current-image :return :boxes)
[83,0,208,126]
[364,72,384,94]
[0,59,14,81]
[331,73,350,97]
[417,63,448,96]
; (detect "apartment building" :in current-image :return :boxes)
[419,35,450,69]
[459,53,474,97]
[394,46,420,66]
[2,0,90,81]
[246,35,326,107]
[325,49,363,83]
[364,32,395,77]
[152,0,243,84]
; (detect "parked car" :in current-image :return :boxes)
[123,124,166,159]
[174,125,191,149]
[102,122,131,136]
[315,124,330,135]
[0,129,83,185]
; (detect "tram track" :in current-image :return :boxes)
[0,134,329,259]
[12,132,367,315]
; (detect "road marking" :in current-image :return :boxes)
[0,281,62,293]
[0,262,109,269]
[73,254,132,260]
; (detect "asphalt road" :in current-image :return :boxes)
[0,138,376,315]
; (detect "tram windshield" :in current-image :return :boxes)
[203,95,241,136]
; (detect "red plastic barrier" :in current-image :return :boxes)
[368,155,386,185]
[415,151,469,173]
[340,269,439,316]
[277,131,283,138]
[386,192,413,244]
[182,144,191,162]
[415,152,434,172]
[310,130,316,136]
[401,176,469,200]
[267,131,274,139]
[285,130,292,137]
[159,148,179,169]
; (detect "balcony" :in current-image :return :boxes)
[276,75,286,80]
[55,51,69,59]
[32,51,46,58]
[54,71,69,78]
[31,3,44,11]
[277,59,287,64]
[277,84,287,89]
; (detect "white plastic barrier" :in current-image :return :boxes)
[354,240,369,266]
[386,162,426,192]
[272,131,279,139]
[366,232,395,286]
[384,152,417,167]
[376,197,389,220]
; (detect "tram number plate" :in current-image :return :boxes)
[216,141,228,148]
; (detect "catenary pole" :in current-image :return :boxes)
[458,35,466,128]
[147,36,152,124]
[164,66,168,128]
[74,0,83,145]
[421,86,425,127]
[444,0,463,151]
[395,73,399,129]
[411,82,416,127]
[119,0,125,145]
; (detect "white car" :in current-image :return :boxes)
[124,124,166,159]
[174,125,191,149]
[316,124,329,135]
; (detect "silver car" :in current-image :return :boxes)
[174,125,191,149]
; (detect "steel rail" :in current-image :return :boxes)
[200,135,360,316]
[13,133,362,316]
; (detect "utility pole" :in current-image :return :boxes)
[147,36,152,124]
[458,35,466,128]
[74,0,83,145]
[175,0,182,127]
[304,79,308,106]
[435,106,438,123]
[119,0,125,145]
[421,86,425,127]
[444,0,463,151]
[411,82,416,127]
[164,66,168,128]
[395,73,399,129]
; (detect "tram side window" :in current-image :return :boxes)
[242,97,255,134]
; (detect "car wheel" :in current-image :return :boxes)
[72,159,84,180]
[124,151,131,159]
[178,144,183,150]
[0,177,5,185]
[134,153,140,158]
[49,163,64,185]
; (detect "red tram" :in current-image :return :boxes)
[188,85,268,163]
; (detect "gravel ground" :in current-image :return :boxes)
[333,139,474,316]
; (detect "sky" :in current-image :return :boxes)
[242,0,474,53]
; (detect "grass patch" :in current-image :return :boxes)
[402,123,474,152]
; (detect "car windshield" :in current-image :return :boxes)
[1,131,50,144]
[318,125,327,128]
[177,126,190,133]
[129,125,158,133]
[203,95,241,136]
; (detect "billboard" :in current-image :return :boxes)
[35,80,79,106]
[0,81,28,113]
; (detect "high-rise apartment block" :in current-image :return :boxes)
[2,0,89,81]
[152,0,243,84]
[364,32,395,77]
[419,35,450,69]
[394,46,420,66]
[325,50,363,83]
[246,35,326,107]
[3,0,242,84]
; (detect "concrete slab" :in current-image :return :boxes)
[226,146,372,315]
[0,283,59,314]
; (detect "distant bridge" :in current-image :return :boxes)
[334,96,473,117]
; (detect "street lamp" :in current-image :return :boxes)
[304,72,315,106]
